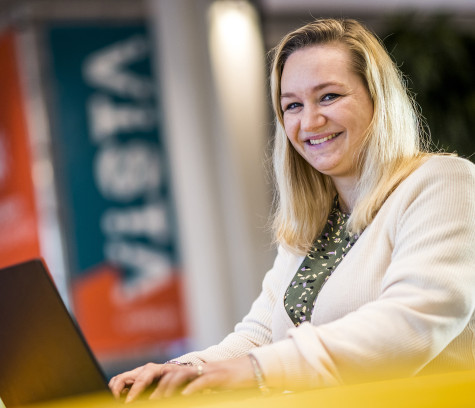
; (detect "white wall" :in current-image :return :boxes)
[146,0,274,350]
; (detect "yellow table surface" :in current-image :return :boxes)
[20,369,475,408]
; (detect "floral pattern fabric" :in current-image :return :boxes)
[284,201,359,326]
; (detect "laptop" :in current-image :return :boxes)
[0,259,110,407]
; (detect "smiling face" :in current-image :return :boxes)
[280,43,374,188]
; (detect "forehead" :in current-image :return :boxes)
[280,43,355,89]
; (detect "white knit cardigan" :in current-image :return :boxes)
[174,156,475,389]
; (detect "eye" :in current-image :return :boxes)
[321,93,340,103]
[283,102,302,112]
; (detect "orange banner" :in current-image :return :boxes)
[73,264,186,355]
[0,29,41,268]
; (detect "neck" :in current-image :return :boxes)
[332,176,357,213]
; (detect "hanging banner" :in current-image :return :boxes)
[0,29,41,268]
[46,23,186,361]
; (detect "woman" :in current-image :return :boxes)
[109,18,475,401]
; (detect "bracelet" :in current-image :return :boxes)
[248,354,270,396]
[164,360,193,366]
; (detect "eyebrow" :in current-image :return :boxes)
[280,81,344,99]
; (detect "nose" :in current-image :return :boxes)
[301,105,327,132]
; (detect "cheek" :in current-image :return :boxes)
[286,135,303,159]
[353,110,373,143]
[283,116,297,140]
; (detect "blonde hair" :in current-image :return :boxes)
[270,18,430,255]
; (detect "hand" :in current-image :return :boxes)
[152,356,256,398]
[108,362,185,403]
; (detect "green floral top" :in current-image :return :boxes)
[284,200,359,326]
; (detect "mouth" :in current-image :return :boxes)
[307,132,342,145]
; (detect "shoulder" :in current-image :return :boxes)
[397,155,475,196]
[382,155,475,228]
[411,155,475,181]
[377,155,475,227]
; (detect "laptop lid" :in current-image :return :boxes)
[0,259,110,407]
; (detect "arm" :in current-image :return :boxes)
[171,244,296,365]
[109,244,299,399]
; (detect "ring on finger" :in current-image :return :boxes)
[196,365,204,377]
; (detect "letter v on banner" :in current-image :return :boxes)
[46,23,187,367]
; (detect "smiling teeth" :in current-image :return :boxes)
[309,133,339,145]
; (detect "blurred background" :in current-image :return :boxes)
[0,0,473,378]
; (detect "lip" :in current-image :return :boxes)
[304,131,342,145]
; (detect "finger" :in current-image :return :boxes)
[125,376,155,403]
[109,370,141,399]
[148,364,185,398]
[125,364,163,403]
[181,372,218,396]
[164,369,196,398]
[108,377,121,399]
[153,369,190,398]
[152,367,196,399]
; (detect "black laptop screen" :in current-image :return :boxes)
[0,259,109,407]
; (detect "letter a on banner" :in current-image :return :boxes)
[46,23,187,365]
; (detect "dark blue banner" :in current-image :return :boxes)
[47,23,186,359]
